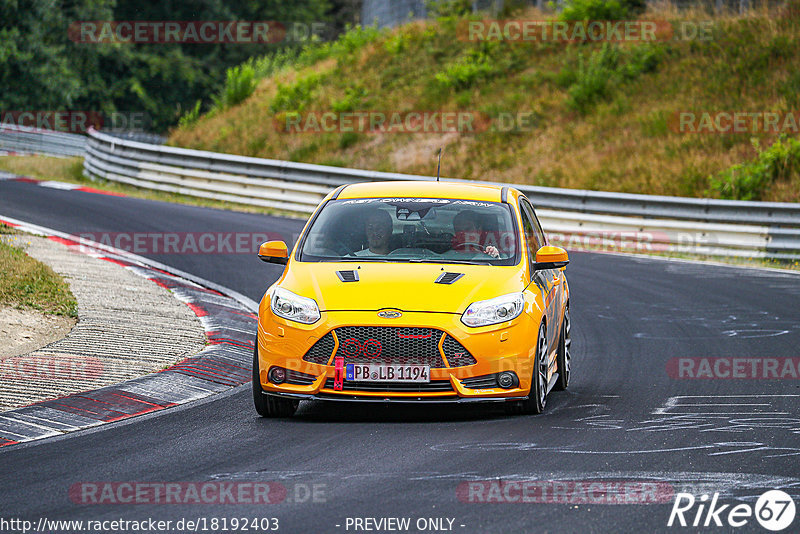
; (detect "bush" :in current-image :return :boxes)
[339,132,362,149]
[560,0,629,21]
[270,73,323,113]
[559,0,646,21]
[710,136,800,200]
[211,64,256,111]
[435,54,495,90]
[178,100,202,128]
[566,43,618,113]
[331,86,369,112]
[426,0,473,17]
[297,25,383,66]
[565,43,663,113]
[435,43,503,90]
[251,49,299,79]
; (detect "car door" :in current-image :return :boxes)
[519,199,557,376]
[529,200,565,338]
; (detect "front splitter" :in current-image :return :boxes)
[262,391,529,404]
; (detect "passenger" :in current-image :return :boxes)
[452,210,500,258]
[355,209,393,256]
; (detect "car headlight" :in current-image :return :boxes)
[461,292,524,327]
[270,287,320,324]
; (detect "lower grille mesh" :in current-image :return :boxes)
[302,328,477,369]
[461,374,498,389]
[285,369,317,386]
[333,326,446,368]
[442,335,477,367]
[302,332,335,365]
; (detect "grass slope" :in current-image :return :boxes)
[169,4,800,202]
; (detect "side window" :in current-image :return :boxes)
[518,201,538,272]
[521,199,546,249]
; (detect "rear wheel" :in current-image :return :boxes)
[506,322,548,415]
[554,307,571,391]
[253,342,298,418]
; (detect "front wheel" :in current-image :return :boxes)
[554,307,571,391]
[506,322,548,415]
[253,342,298,418]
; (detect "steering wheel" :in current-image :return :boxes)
[319,240,357,257]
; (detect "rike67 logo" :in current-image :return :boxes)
[668,490,796,531]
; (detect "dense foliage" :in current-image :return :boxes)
[0,0,346,132]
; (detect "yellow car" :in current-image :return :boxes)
[253,181,571,417]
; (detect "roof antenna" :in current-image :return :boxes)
[436,147,443,182]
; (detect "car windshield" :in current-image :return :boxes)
[299,197,519,265]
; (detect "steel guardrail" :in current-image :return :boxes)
[0,123,86,157]
[82,127,800,260]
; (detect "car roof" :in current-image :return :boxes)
[337,181,514,203]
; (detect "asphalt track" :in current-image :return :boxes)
[1,179,800,534]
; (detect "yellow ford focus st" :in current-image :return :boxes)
[253,181,571,417]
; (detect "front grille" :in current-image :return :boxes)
[285,369,317,386]
[324,378,454,393]
[461,374,498,389]
[333,326,446,368]
[302,332,336,365]
[442,335,477,367]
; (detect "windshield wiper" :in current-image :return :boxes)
[311,256,486,265]
[334,257,392,262]
[436,260,486,265]
[407,258,485,265]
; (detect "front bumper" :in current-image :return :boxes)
[257,309,538,401]
[260,390,530,404]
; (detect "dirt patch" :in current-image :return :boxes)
[0,306,76,358]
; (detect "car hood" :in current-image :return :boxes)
[278,261,526,314]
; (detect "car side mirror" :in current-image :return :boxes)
[258,241,288,265]
[533,246,569,271]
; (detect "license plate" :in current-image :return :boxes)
[345,364,430,383]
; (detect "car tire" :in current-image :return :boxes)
[253,342,299,418]
[506,322,547,415]
[553,307,571,391]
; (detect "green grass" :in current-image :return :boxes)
[710,135,800,200]
[0,228,78,317]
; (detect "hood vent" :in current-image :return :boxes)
[435,272,464,285]
[336,270,359,282]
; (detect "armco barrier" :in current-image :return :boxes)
[0,125,165,158]
[80,127,800,260]
[0,123,86,157]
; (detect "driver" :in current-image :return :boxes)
[452,210,500,258]
[355,209,393,256]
